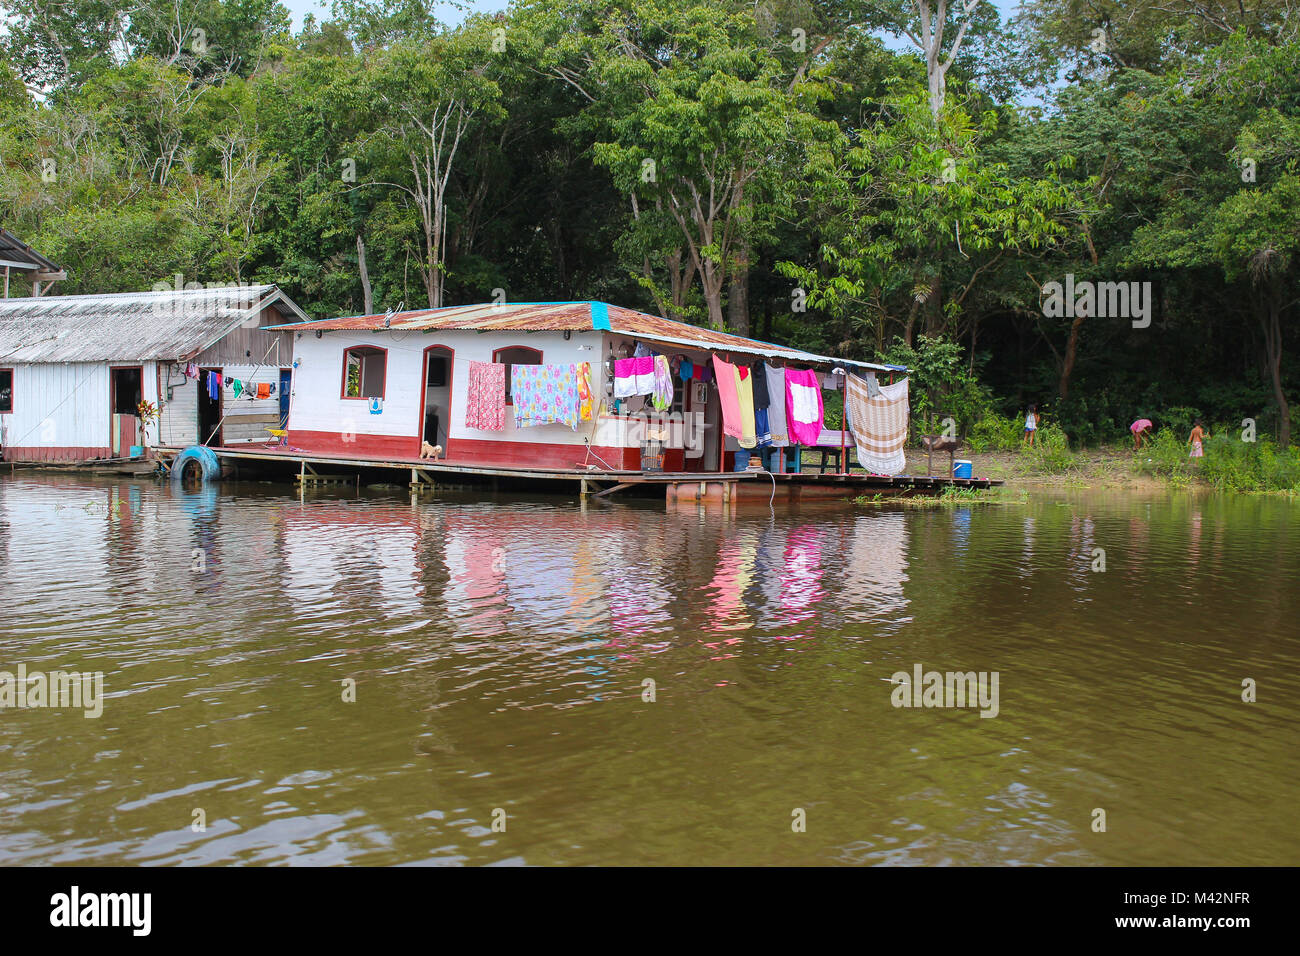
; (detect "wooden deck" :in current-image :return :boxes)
[155,443,1002,502]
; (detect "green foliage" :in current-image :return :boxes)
[967,412,1023,452]
[880,335,992,437]
[1128,427,1300,492]
[0,0,1295,459]
[1019,422,1074,473]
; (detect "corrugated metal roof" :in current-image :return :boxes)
[270,301,897,371]
[0,285,311,363]
[0,228,62,273]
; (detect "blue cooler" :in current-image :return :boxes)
[952,459,973,479]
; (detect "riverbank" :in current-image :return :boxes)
[946,440,1299,494]
[954,445,1172,491]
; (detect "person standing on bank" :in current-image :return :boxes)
[1023,404,1039,446]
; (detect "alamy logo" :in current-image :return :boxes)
[50,886,151,936]
[0,664,103,718]
[1042,274,1152,328]
[890,664,1000,718]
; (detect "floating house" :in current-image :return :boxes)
[272,300,905,473]
[0,285,308,462]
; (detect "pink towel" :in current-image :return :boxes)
[614,355,656,397]
[785,367,824,446]
[713,356,744,440]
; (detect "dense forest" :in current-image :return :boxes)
[1,0,1297,449]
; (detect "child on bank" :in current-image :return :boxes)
[1023,404,1039,446]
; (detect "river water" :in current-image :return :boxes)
[1,475,1296,866]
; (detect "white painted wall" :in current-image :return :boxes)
[288,329,617,446]
[0,361,161,452]
[158,366,197,446]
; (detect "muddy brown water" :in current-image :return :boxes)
[1,475,1296,865]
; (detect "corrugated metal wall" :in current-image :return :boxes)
[0,360,161,460]
[158,369,198,447]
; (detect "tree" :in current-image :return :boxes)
[354,23,504,308]
[780,92,1081,354]
[852,0,1003,117]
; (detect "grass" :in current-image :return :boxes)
[1127,428,1300,493]
[855,485,1027,508]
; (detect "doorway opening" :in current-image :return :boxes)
[419,346,453,453]
[198,367,223,446]
[109,366,143,455]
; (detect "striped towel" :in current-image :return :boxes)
[846,374,909,475]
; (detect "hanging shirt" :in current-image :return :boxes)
[785,368,824,446]
[764,364,789,447]
[751,362,770,409]
[712,356,744,441]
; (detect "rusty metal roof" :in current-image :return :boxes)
[0,285,311,363]
[270,301,896,371]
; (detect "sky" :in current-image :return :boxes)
[277,0,1024,33]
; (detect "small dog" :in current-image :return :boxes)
[419,441,443,460]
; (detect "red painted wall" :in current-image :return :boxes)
[3,446,114,462]
[287,429,660,471]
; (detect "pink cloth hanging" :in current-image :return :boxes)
[712,356,745,440]
[465,360,506,431]
[784,368,824,446]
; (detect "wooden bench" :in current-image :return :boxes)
[810,428,854,474]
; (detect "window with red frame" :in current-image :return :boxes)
[493,346,542,405]
[343,347,386,399]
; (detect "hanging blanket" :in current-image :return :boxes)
[846,373,909,475]
[465,360,506,431]
[511,363,580,430]
[784,367,824,446]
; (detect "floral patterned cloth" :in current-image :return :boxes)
[578,362,594,422]
[511,363,581,430]
[465,360,506,431]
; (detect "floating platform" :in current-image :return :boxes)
[154,443,1001,505]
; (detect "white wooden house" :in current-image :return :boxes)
[0,285,308,461]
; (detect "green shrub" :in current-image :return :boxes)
[1199,433,1300,492]
[1021,423,1074,472]
[967,413,1024,452]
[1130,428,1193,479]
